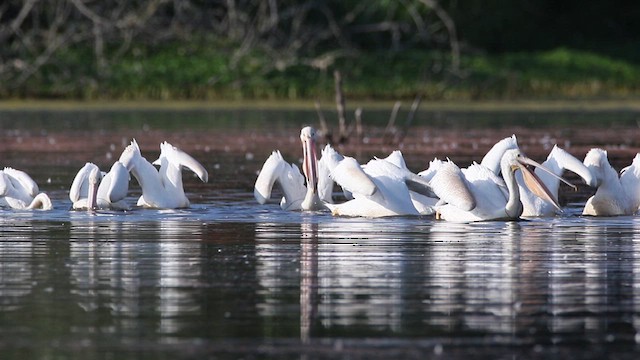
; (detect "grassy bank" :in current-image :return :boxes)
[16,44,640,101]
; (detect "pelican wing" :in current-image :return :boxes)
[418,158,446,181]
[254,151,287,204]
[277,163,307,209]
[330,156,377,197]
[380,150,408,170]
[70,163,98,202]
[621,153,640,211]
[254,150,307,207]
[99,162,130,202]
[3,167,39,197]
[430,161,476,211]
[518,155,575,211]
[545,145,596,187]
[0,171,9,196]
[157,142,208,183]
[317,158,334,203]
[318,145,344,203]
[404,172,437,198]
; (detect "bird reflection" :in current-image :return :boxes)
[314,219,406,331]
[68,216,204,336]
[426,221,521,335]
[156,219,204,335]
[0,217,36,311]
[633,219,640,339]
[255,217,416,340]
[547,217,638,342]
[299,220,318,343]
[68,218,141,316]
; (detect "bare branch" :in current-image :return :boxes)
[384,101,402,144]
[314,100,331,143]
[418,0,460,73]
[395,95,422,144]
[68,0,104,25]
[354,107,363,144]
[334,70,348,143]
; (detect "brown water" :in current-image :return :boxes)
[0,107,640,359]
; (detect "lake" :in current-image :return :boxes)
[1,103,640,359]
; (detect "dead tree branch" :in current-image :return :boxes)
[334,70,348,143]
[418,0,460,73]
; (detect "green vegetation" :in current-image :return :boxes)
[4,1,640,102]
[15,44,640,101]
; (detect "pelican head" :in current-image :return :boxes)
[87,166,102,210]
[503,149,574,211]
[300,126,319,193]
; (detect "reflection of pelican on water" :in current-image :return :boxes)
[548,218,639,340]
[0,219,37,310]
[69,220,140,313]
[255,219,414,336]
[68,218,205,335]
[426,221,521,333]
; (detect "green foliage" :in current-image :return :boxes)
[7,43,640,101]
[459,48,640,99]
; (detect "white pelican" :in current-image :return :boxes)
[254,126,337,211]
[382,150,440,215]
[69,162,130,210]
[432,149,570,222]
[582,149,640,216]
[323,151,437,217]
[480,134,519,174]
[520,145,594,216]
[480,135,593,217]
[118,140,208,209]
[0,167,52,210]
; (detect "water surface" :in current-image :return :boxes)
[0,107,639,359]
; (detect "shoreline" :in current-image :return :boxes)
[2,99,640,112]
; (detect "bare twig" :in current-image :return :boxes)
[354,107,363,144]
[0,0,459,98]
[334,70,348,143]
[418,0,460,73]
[314,100,331,143]
[383,101,402,144]
[395,95,422,144]
[2,0,38,41]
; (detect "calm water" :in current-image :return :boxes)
[1,107,640,359]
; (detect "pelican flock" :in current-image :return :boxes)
[2,124,640,222]
[252,126,640,221]
[0,138,211,212]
